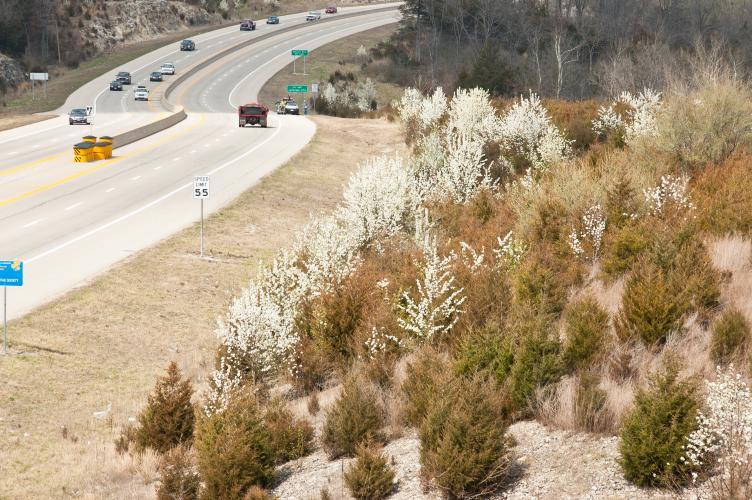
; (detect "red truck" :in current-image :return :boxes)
[238,103,269,127]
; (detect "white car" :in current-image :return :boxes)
[284,101,300,115]
[160,63,175,75]
[134,86,149,101]
[306,11,321,21]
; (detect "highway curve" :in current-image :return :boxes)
[0,4,401,319]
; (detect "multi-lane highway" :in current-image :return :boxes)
[0,4,401,319]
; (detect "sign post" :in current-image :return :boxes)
[291,49,309,75]
[0,259,24,355]
[30,73,49,100]
[193,176,210,258]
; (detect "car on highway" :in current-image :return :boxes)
[109,80,123,91]
[306,11,321,21]
[160,62,175,75]
[283,100,300,115]
[238,103,269,127]
[325,6,338,13]
[134,85,149,101]
[115,71,131,85]
[240,19,256,31]
[266,16,279,24]
[149,71,163,82]
[68,108,90,125]
[180,39,195,51]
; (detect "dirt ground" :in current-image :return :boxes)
[0,115,406,498]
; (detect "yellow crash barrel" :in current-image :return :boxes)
[98,136,113,158]
[73,141,94,163]
[82,135,97,143]
[91,142,110,161]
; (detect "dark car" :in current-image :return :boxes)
[325,6,337,13]
[180,39,195,51]
[150,71,163,82]
[240,19,256,31]
[69,108,89,125]
[109,80,123,91]
[266,16,279,24]
[115,71,131,85]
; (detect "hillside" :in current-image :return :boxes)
[113,52,752,497]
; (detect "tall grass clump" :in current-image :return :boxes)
[619,365,700,488]
[156,444,200,500]
[343,444,396,500]
[419,374,513,498]
[710,308,751,365]
[321,376,386,458]
[134,361,195,453]
[195,390,274,499]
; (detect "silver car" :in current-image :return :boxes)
[134,86,149,101]
[160,63,175,75]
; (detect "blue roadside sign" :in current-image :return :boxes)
[0,260,23,286]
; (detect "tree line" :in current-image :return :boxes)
[391,0,752,98]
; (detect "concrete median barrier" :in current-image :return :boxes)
[111,107,187,149]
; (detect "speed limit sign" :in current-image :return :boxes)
[193,176,210,198]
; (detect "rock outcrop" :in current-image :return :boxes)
[0,53,25,92]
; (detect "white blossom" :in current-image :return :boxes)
[569,204,606,261]
[643,174,695,216]
[356,45,368,58]
[498,92,571,171]
[436,135,496,203]
[322,82,338,105]
[592,89,661,145]
[398,235,466,343]
[494,231,527,269]
[204,358,244,416]
[460,241,485,271]
[364,327,404,359]
[355,78,377,112]
[684,366,752,497]
[337,155,420,244]
[447,87,502,144]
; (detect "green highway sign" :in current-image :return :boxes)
[291,49,309,56]
[287,85,308,93]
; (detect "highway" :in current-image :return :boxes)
[0,5,401,320]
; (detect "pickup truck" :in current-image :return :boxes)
[238,103,269,127]
[240,19,256,31]
[306,11,322,21]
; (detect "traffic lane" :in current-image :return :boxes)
[86,5,400,115]
[224,13,401,112]
[0,112,285,259]
[0,112,167,176]
[178,11,400,113]
[5,114,315,319]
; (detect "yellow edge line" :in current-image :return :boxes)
[0,153,63,177]
[0,114,205,208]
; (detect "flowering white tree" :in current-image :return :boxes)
[460,241,485,271]
[322,82,338,105]
[398,235,465,343]
[498,92,571,172]
[337,155,420,244]
[684,367,752,498]
[364,327,404,360]
[568,204,606,262]
[643,174,695,217]
[446,87,502,144]
[296,215,361,289]
[592,89,661,145]
[355,78,377,112]
[436,135,496,203]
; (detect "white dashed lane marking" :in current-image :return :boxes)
[64,202,83,211]
[105,187,115,193]
[23,219,42,228]
[131,175,141,181]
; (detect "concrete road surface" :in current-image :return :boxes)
[0,5,400,320]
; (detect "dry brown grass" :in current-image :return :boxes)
[0,114,56,132]
[0,115,406,497]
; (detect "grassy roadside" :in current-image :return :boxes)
[258,23,402,111]
[0,115,406,498]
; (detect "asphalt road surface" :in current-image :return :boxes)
[0,5,401,320]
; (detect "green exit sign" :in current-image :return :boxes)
[287,85,308,93]
[291,49,309,56]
